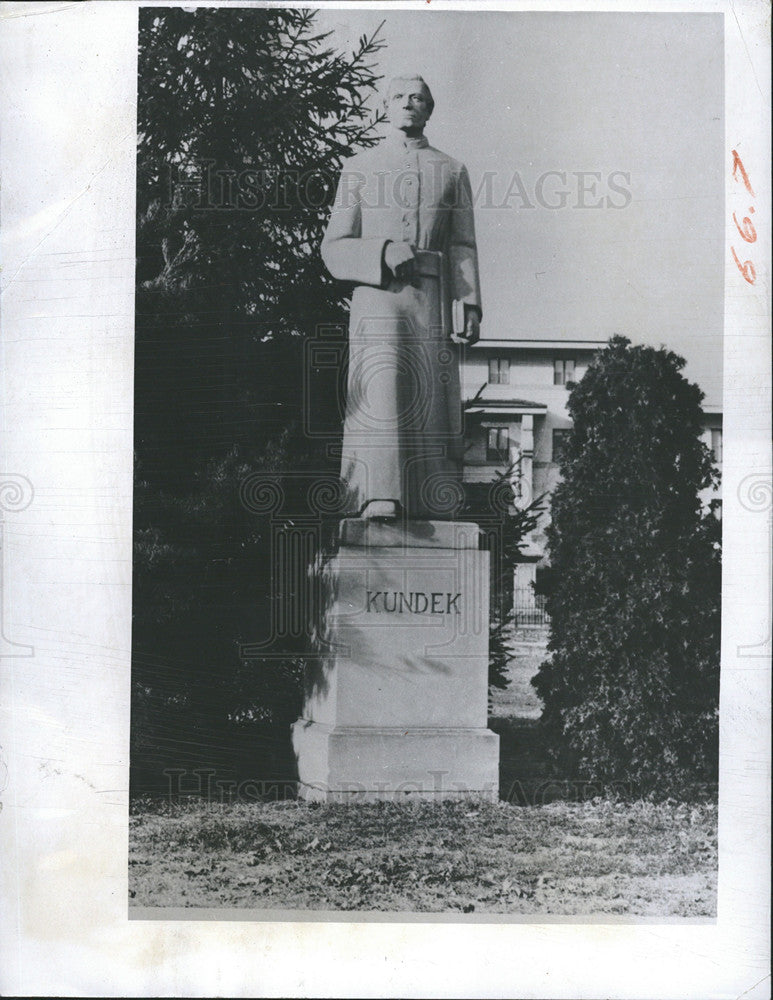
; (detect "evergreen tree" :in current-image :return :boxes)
[132,8,385,793]
[136,7,385,472]
[532,336,721,795]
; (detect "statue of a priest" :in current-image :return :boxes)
[322,74,482,520]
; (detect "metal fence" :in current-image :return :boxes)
[512,587,550,626]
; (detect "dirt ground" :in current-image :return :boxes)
[129,796,717,915]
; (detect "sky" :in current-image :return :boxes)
[317,10,725,408]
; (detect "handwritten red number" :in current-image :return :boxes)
[733,211,757,243]
[731,149,755,197]
[730,152,756,284]
[731,246,756,285]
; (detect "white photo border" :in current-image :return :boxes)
[0,1,769,996]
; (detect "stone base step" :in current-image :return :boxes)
[291,721,499,802]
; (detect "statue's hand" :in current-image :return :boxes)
[451,306,481,346]
[384,241,417,282]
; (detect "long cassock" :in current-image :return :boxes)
[321,132,482,520]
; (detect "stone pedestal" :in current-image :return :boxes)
[291,519,499,801]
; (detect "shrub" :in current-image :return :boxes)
[532,336,721,796]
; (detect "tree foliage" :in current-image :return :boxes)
[132,9,385,793]
[135,8,386,472]
[532,336,721,795]
[137,7,385,332]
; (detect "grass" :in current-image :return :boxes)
[129,796,717,915]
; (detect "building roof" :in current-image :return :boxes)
[471,338,608,351]
[465,398,547,415]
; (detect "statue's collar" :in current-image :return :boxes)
[385,132,429,151]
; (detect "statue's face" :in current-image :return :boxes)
[386,79,432,132]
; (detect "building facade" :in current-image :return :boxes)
[460,338,722,615]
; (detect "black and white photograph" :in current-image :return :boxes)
[0,0,770,996]
[129,6,725,917]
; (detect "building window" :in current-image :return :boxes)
[552,428,571,461]
[711,428,722,464]
[488,357,510,384]
[553,357,575,386]
[486,427,510,463]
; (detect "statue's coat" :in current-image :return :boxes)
[322,133,482,518]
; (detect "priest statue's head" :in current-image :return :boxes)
[384,74,434,136]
